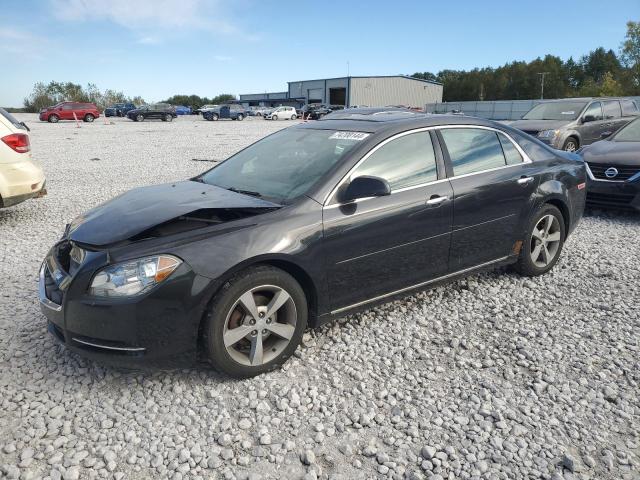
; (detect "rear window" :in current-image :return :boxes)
[0,108,27,130]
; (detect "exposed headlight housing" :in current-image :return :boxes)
[89,255,182,297]
[538,129,559,139]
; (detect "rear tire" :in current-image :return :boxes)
[237,114,244,121]
[291,114,297,120]
[203,266,307,378]
[562,137,578,152]
[84,114,95,123]
[165,114,173,122]
[48,115,59,123]
[515,204,565,277]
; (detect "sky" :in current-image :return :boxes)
[0,0,637,107]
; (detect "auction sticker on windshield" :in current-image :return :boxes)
[329,131,370,141]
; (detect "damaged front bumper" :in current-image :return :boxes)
[38,240,212,367]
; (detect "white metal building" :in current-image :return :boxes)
[240,75,443,108]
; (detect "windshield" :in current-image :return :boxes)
[200,128,367,202]
[612,118,640,142]
[522,101,588,121]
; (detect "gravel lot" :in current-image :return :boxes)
[1,114,638,480]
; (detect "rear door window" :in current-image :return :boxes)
[0,108,27,130]
[440,128,506,176]
[603,101,622,119]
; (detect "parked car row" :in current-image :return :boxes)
[508,97,638,152]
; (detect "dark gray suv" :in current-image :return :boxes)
[509,97,639,152]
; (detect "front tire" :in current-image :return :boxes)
[237,114,244,121]
[136,114,144,122]
[515,204,565,277]
[48,114,59,123]
[203,266,307,378]
[562,137,578,152]
[272,114,278,121]
[164,114,173,122]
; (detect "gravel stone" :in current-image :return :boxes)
[1,115,638,480]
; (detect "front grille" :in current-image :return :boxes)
[586,191,636,208]
[588,163,640,181]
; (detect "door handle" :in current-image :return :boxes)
[517,176,534,185]
[426,195,448,206]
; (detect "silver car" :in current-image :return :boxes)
[509,97,639,152]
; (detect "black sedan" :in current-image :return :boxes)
[126,104,177,122]
[39,111,586,377]
[581,117,640,211]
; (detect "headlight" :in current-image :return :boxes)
[89,255,182,297]
[538,129,559,139]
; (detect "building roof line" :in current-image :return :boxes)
[286,75,442,86]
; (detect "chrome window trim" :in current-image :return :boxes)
[323,124,532,207]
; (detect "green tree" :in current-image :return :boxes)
[621,20,640,91]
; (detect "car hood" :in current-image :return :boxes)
[68,181,280,247]
[508,119,570,131]
[581,139,640,165]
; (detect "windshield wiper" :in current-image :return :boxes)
[226,187,262,198]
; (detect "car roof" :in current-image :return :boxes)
[296,110,504,134]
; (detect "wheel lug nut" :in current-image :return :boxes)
[259,312,265,318]
[252,330,258,336]
[266,318,272,324]
[262,329,267,334]
[250,319,255,325]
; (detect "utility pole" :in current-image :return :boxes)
[537,72,550,99]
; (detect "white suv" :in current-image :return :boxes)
[0,109,46,208]
[265,106,298,121]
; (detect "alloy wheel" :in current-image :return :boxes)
[530,214,562,268]
[564,140,577,152]
[223,285,297,366]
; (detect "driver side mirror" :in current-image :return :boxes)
[582,115,596,123]
[341,176,391,203]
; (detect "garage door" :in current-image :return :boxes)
[307,88,323,103]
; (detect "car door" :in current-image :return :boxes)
[322,130,454,311]
[61,103,74,120]
[437,126,540,271]
[579,101,605,144]
[602,100,626,136]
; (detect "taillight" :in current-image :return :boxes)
[1,133,30,153]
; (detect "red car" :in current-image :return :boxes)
[39,102,100,123]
